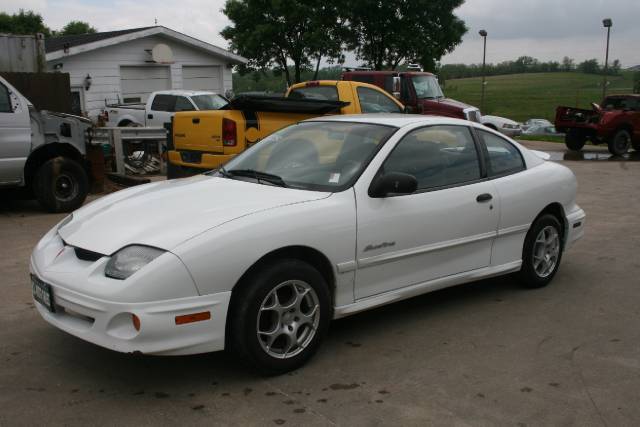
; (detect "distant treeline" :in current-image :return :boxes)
[232,57,629,94]
[438,56,622,80]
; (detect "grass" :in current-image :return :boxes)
[444,72,635,122]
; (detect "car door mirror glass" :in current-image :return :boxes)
[369,172,418,197]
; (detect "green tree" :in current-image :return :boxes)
[609,59,621,75]
[0,9,50,36]
[633,72,640,94]
[343,0,466,71]
[59,21,97,36]
[577,59,600,74]
[221,0,345,85]
[561,56,574,72]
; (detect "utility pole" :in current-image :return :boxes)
[602,18,612,100]
[479,30,487,113]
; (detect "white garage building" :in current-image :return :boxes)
[45,26,247,119]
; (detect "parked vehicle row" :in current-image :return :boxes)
[31,113,585,374]
[0,76,92,212]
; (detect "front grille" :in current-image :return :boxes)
[74,247,104,262]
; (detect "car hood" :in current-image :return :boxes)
[58,175,330,255]
[418,97,475,110]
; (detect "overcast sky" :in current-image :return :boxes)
[2,0,639,67]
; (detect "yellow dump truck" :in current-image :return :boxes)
[167,80,405,177]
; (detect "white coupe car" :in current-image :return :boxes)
[31,115,585,374]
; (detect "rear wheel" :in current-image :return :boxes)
[607,129,631,156]
[565,130,586,151]
[631,140,640,152]
[518,214,563,288]
[228,259,331,375]
[33,157,88,213]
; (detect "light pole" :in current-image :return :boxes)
[602,18,612,100]
[479,29,487,113]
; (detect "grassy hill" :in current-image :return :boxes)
[444,72,635,122]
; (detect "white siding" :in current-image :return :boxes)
[182,65,222,92]
[47,34,236,119]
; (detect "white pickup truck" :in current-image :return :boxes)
[0,76,92,212]
[103,90,228,127]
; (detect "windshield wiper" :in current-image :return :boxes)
[227,169,287,187]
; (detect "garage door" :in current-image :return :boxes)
[120,66,170,103]
[182,66,222,93]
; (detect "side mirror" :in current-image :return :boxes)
[369,172,418,198]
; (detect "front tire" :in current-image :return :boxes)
[565,130,586,151]
[228,259,331,375]
[33,157,89,213]
[518,214,563,288]
[608,129,631,156]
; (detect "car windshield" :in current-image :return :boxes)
[411,75,444,99]
[218,121,396,192]
[191,94,228,110]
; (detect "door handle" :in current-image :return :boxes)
[147,114,153,119]
[192,118,200,124]
[476,193,493,203]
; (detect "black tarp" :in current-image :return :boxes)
[223,95,349,114]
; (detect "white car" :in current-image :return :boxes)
[482,115,523,137]
[31,114,585,374]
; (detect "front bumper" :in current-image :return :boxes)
[564,206,586,250]
[32,260,231,355]
[499,128,522,137]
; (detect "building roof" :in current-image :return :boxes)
[45,26,247,64]
[44,27,154,53]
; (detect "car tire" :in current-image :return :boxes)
[607,129,631,156]
[228,259,331,375]
[166,161,181,179]
[565,130,586,151]
[631,140,640,152]
[33,157,89,213]
[518,214,563,289]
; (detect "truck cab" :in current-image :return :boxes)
[341,70,481,122]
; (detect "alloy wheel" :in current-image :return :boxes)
[533,225,560,278]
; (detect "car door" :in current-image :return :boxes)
[0,81,31,184]
[148,94,176,127]
[354,124,499,299]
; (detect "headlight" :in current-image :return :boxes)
[502,123,519,129]
[105,245,165,280]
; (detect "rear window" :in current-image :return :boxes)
[0,83,11,113]
[288,85,339,101]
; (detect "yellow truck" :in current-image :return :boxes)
[167,80,405,177]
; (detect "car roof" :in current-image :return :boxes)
[306,113,473,128]
[153,90,219,96]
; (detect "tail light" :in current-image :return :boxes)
[131,314,141,331]
[222,118,237,146]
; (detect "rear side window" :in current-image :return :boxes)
[357,87,402,113]
[478,130,525,176]
[0,83,12,113]
[150,94,177,111]
[382,125,481,191]
[288,86,339,101]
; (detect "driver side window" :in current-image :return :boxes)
[382,125,481,191]
[357,87,402,113]
[0,83,12,113]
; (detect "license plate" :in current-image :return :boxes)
[32,275,55,313]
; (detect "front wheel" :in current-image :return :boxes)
[608,129,631,156]
[518,214,563,288]
[228,259,331,375]
[33,157,89,213]
[565,130,586,151]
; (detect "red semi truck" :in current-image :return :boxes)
[341,70,482,122]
